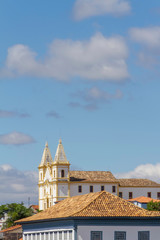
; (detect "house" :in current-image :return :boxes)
[39,139,160,210]
[29,205,39,214]
[17,191,160,240]
[0,225,22,240]
[128,196,160,209]
[0,214,8,231]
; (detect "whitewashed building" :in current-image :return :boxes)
[18,191,160,240]
[39,139,160,211]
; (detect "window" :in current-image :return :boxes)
[78,185,82,193]
[69,231,72,240]
[64,231,67,240]
[37,233,40,240]
[59,231,62,240]
[24,235,27,240]
[61,170,65,178]
[115,231,126,240]
[50,232,53,240]
[101,185,104,191]
[91,231,102,240]
[112,186,116,193]
[28,234,31,240]
[90,185,93,192]
[54,232,57,240]
[138,231,150,240]
[147,192,151,198]
[129,192,133,199]
[157,192,160,199]
[119,192,123,198]
[45,233,49,240]
[41,233,44,240]
[54,170,56,178]
[40,173,43,180]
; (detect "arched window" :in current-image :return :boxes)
[61,170,65,178]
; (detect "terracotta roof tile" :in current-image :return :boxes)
[128,196,160,203]
[30,205,39,210]
[70,171,118,183]
[0,225,21,233]
[118,178,160,187]
[16,191,160,223]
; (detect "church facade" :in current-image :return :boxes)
[39,139,160,210]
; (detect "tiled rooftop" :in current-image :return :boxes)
[70,171,118,183]
[118,178,160,187]
[128,196,160,203]
[0,225,21,233]
[17,191,160,223]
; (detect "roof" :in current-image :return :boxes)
[0,225,21,233]
[16,191,160,223]
[53,139,69,164]
[30,205,39,211]
[128,196,160,204]
[70,171,118,183]
[118,178,160,187]
[39,142,53,167]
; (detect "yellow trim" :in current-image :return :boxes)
[70,181,119,184]
[117,183,119,196]
[119,186,160,188]
[52,163,70,166]
[57,196,69,198]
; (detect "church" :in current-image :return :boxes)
[38,139,160,211]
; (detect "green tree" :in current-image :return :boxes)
[147,201,160,211]
[0,203,34,229]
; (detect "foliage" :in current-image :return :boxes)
[147,201,160,211]
[0,203,34,229]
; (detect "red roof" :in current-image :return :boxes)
[30,205,39,210]
[0,225,21,233]
[128,196,160,204]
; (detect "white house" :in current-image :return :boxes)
[128,196,160,209]
[38,139,160,211]
[17,191,160,240]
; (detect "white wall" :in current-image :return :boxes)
[70,183,118,197]
[119,187,160,199]
[78,225,160,240]
[57,166,69,179]
[58,183,69,197]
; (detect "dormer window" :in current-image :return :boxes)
[61,170,65,178]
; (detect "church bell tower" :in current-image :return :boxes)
[38,139,70,210]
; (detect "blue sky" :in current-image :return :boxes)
[1,0,160,204]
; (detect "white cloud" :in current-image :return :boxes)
[116,163,160,183]
[129,26,160,67]
[0,110,30,118]
[69,101,99,111]
[0,132,35,145]
[0,33,129,82]
[129,26,160,50]
[69,87,123,111]
[46,111,61,119]
[0,164,38,205]
[72,87,123,102]
[86,87,123,101]
[73,0,131,20]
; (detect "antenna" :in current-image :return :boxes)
[28,197,30,207]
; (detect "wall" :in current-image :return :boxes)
[78,225,160,240]
[119,187,160,199]
[70,183,118,197]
